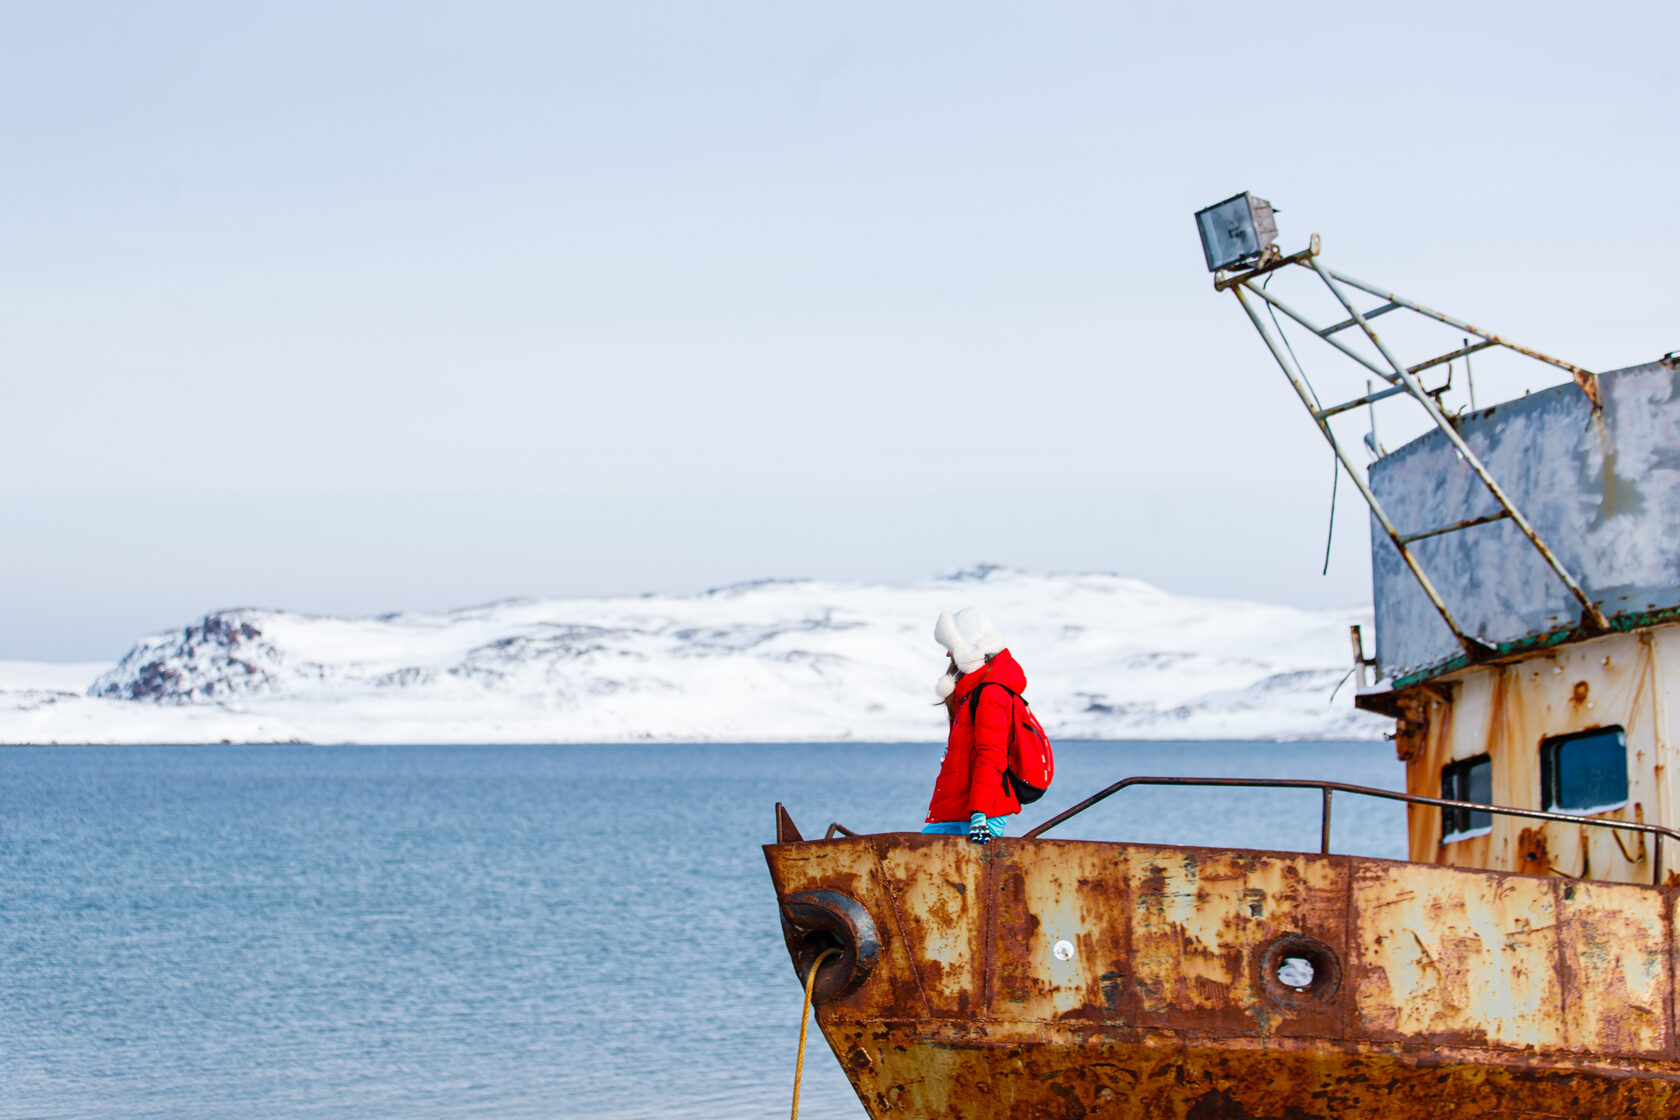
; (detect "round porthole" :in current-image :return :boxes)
[1257,933,1341,1009]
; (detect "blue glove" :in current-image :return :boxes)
[968,812,992,845]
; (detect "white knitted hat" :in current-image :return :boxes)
[934,607,1007,675]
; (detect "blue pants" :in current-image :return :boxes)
[921,816,1010,838]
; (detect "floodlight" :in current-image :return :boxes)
[1195,192,1278,272]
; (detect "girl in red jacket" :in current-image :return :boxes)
[922,607,1023,845]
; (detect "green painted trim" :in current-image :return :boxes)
[1389,605,1680,689]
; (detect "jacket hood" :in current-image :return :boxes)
[951,647,1026,702]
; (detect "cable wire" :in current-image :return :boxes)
[790,948,841,1119]
[1264,272,1339,575]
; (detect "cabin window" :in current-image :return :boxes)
[1440,755,1493,841]
[1540,726,1628,815]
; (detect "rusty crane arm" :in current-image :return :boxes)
[1217,238,1610,663]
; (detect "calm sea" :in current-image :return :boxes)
[1,741,1405,1120]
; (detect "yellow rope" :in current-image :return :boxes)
[790,947,842,1120]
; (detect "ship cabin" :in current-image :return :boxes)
[1358,357,1680,885]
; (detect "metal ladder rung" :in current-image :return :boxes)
[1230,254,1612,648]
[1316,343,1498,420]
[1407,338,1497,377]
[1399,509,1510,545]
[1315,383,1407,420]
[1320,301,1400,337]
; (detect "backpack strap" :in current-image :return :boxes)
[966,681,1020,721]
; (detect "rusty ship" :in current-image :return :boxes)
[765,197,1680,1118]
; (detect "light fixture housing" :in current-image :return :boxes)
[1195,192,1278,272]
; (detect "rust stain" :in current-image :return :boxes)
[1393,715,1426,762]
[1555,879,1668,1055]
[824,1022,1680,1119]
[1402,630,1663,886]
[768,832,1680,1117]
[1615,828,1649,865]
[1518,826,1551,876]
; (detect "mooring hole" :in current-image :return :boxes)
[1277,956,1314,989]
[1258,933,1341,1007]
[781,889,883,1002]
[809,930,845,954]
[796,928,847,967]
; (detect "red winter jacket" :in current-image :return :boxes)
[925,649,1026,823]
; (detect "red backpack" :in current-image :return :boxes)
[967,682,1055,804]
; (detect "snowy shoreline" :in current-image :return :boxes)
[0,569,1389,746]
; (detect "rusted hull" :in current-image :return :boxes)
[767,833,1680,1119]
[824,1025,1679,1119]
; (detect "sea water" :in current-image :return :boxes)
[1,741,1404,1120]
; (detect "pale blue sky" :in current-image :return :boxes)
[3,1,1675,659]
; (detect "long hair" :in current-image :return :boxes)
[939,653,994,722]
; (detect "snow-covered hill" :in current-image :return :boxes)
[1,568,1388,744]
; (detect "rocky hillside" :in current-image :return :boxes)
[5,568,1388,744]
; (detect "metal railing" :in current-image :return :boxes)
[1021,775,1680,886]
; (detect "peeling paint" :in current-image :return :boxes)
[1372,361,1680,684]
[767,833,1680,1116]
